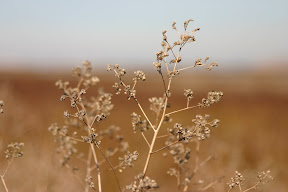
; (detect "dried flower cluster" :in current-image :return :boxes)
[85,176,95,189]
[126,173,158,192]
[118,151,139,171]
[131,112,150,133]
[192,114,220,140]
[5,142,24,160]
[227,171,245,189]
[107,64,146,101]
[48,123,77,165]
[0,100,4,113]
[227,170,273,191]
[198,91,224,108]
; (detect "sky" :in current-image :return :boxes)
[0,0,288,72]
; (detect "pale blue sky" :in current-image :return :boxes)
[0,0,287,71]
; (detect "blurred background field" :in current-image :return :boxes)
[1,0,288,191]
[0,63,287,191]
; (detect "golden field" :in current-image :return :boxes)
[0,67,287,191]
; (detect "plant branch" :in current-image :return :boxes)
[1,176,8,192]
[151,140,180,154]
[85,147,93,192]
[141,132,151,147]
[142,45,182,175]
[95,143,122,192]
[2,159,13,177]
[199,176,224,191]
[166,105,198,116]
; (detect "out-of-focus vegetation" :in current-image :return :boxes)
[0,69,287,191]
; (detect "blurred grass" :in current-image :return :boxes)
[0,69,287,191]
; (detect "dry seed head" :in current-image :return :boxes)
[153,61,161,72]
[184,19,194,30]
[126,174,158,192]
[5,142,24,160]
[257,170,273,183]
[167,142,191,165]
[107,64,112,71]
[227,171,245,189]
[82,129,101,145]
[168,70,180,77]
[82,60,92,70]
[0,100,4,113]
[174,41,180,46]
[85,176,95,188]
[170,123,193,141]
[162,30,167,41]
[205,62,218,71]
[198,91,223,108]
[118,151,139,170]
[172,21,177,30]
[131,112,149,132]
[156,50,164,61]
[64,110,71,118]
[195,58,202,66]
[167,168,179,176]
[134,70,146,82]
[112,82,122,95]
[48,123,77,165]
[149,97,165,114]
[184,89,193,100]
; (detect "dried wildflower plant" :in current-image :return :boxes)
[48,20,272,192]
[107,19,226,191]
[50,60,134,192]
[1,100,24,192]
[227,170,273,192]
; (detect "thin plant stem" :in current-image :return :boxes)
[199,177,224,191]
[68,136,85,143]
[0,159,14,192]
[166,105,198,116]
[77,89,120,192]
[1,176,8,192]
[95,143,122,192]
[177,63,208,72]
[156,134,170,139]
[141,132,151,147]
[85,147,92,192]
[2,159,13,177]
[243,182,260,192]
[193,141,200,174]
[77,98,102,192]
[142,43,182,175]
[151,140,179,154]
[177,65,196,72]
[133,97,156,132]
[142,87,169,175]
[90,143,102,192]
